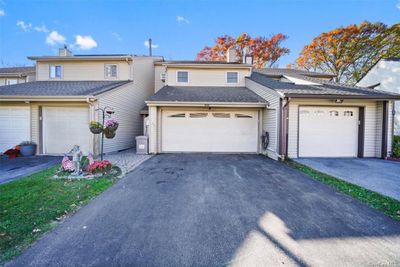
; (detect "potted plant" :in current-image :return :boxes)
[105,119,119,131]
[89,121,103,134]
[19,141,37,156]
[104,127,116,139]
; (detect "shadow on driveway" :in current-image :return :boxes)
[0,156,61,185]
[8,154,400,266]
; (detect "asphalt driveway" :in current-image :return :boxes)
[0,156,61,185]
[295,158,400,200]
[9,154,400,266]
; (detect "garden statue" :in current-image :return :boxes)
[71,145,83,176]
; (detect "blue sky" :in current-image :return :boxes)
[0,0,399,67]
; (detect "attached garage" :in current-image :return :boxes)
[42,107,91,155]
[0,106,30,152]
[298,106,359,157]
[161,110,259,153]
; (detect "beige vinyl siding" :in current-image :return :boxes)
[154,65,166,92]
[388,101,393,155]
[246,78,281,159]
[36,61,132,81]
[264,109,278,159]
[288,99,381,158]
[31,104,39,146]
[167,67,250,87]
[148,106,158,153]
[98,57,157,153]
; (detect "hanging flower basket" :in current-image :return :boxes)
[89,121,103,134]
[104,127,116,139]
[105,119,119,131]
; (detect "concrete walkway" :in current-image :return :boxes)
[104,149,152,176]
[9,154,400,266]
[0,156,61,185]
[295,158,400,200]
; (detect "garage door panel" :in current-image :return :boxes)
[0,107,30,152]
[299,107,358,157]
[162,110,258,153]
[43,107,90,154]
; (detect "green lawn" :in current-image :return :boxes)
[0,166,119,264]
[285,160,400,221]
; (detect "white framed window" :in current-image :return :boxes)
[177,71,188,83]
[213,113,230,118]
[235,114,253,118]
[344,111,354,117]
[6,79,18,85]
[189,113,208,118]
[227,72,238,84]
[49,65,62,79]
[169,113,186,118]
[105,64,118,78]
[329,110,339,116]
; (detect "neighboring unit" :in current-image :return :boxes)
[0,66,36,86]
[145,53,400,160]
[357,58,400,135]
[0,47,161,154]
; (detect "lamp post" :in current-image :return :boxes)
[96,106,114,160]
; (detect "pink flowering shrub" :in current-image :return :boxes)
[105,119,119,129]
[61,155,74,172]
[87,160,112,174]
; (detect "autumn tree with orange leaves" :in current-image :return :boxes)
[196,33,290,68]
[296,21,400,84]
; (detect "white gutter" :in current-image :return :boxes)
[145,101,267,108]
[0,95,97,102]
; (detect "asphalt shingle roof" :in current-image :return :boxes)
[254,68,335,78]
[156,60,246,65]
[249,72,400,99]
[0,80,131,97]
[0,66,35,75]
[147,86,266,103]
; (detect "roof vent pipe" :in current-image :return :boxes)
[148,38,152,56]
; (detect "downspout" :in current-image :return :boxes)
[279,97,290,160]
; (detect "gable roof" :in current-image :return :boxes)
[0,66,35,77]
[249,72,400,99]
[0,80,131,98]
[147,86,266,104]
[254,68,335,79]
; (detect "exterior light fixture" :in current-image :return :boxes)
[335,99,344,104]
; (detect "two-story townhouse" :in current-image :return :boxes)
[145,50,400,160]
[0,66,35,86]
[0,47,162,155]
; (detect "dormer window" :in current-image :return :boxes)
[227,72,238,84]
[50,65,62,79]
[105,64,118,78]
[177,71,188,83]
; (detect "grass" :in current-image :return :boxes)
[0,165,120,264]
[285,160,400,221]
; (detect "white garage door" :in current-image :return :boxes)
[43,107,91,154]
[0,106,30,152]
[162,110,259,153]
[299,106,359,157]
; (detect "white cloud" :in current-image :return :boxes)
[144,40,159,49]
[17,20,32,31]
[0,9,5,17]
[111,32,122,41]
[74,35,97,50]
[46,31,66,46]
[176,16,190,24]
[34,25,49,33]
[397,0,400,9]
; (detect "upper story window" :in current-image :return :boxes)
[6,79,18,85]
[105,64,118,78]
[49,65,62,79]
[177,71,188,83]
[227,72,238,84]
